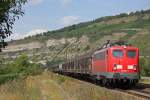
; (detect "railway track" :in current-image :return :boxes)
[108,83,149,100]
[70,75,150,99]
[68,74,150,100]
[81,77,150,99]
[76,77,150,99]
[116,89,150,100]
[70,74,150,99]
[51,70,150,99]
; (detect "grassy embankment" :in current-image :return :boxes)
[0,71,143,100]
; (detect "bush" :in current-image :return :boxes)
[11,54,42,75]
[140,57,150,77]
[57,75,66,84]
[0,54,43,84]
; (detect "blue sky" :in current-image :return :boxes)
[9,0,150,40]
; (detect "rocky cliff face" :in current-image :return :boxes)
[3,42,43,52]
[0,36,90,65]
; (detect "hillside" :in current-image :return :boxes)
[0,71,142,100]
[1,9,150,66]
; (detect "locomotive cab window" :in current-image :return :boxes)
[94,51,105,60]
[127,50,136,58]
[113,50,123,58]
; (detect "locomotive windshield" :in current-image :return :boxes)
[113,50,123,58]
[127,50,136,58]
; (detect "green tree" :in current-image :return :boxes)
[0,0,27,51]
[0,54,42,84]
[140,57,150,77]
[11,54,42,75]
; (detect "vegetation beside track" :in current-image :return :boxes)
[140,77,150,84]
[0,54,42,84]
[140,57,150,77]
[0,71,144,100]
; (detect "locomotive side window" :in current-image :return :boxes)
[113,50,123,58]
[94,51,105,60]
[127,50,136,58]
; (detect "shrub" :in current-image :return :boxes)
[140,57,150,77]
[0,54,43,84]
[11,54,42,76]
[57,75,66,84]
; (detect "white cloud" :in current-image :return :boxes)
[61,16,80,26]
[29,0,44,5]
[60,0,72,6]
[6,29,47,41]
[24,29,47,37]
[6,33,23,41]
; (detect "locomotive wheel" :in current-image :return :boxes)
[102,79,107,86]
[96,80,102,85]
[107,79,112,88]
[99,80,103,84]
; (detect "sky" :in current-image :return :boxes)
[8,0,150,40]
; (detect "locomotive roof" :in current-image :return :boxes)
[94,40,136,53]
[98,40,131,49]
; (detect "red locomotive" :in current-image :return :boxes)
[52,40,140,87]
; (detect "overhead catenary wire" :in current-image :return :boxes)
[51,39,81,62]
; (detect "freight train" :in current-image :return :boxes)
[51,40,140,87]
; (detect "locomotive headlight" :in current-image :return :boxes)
[114,64,123,70]
[128,65,134,69]
[116,65,123,69]
[128,65,137,70]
